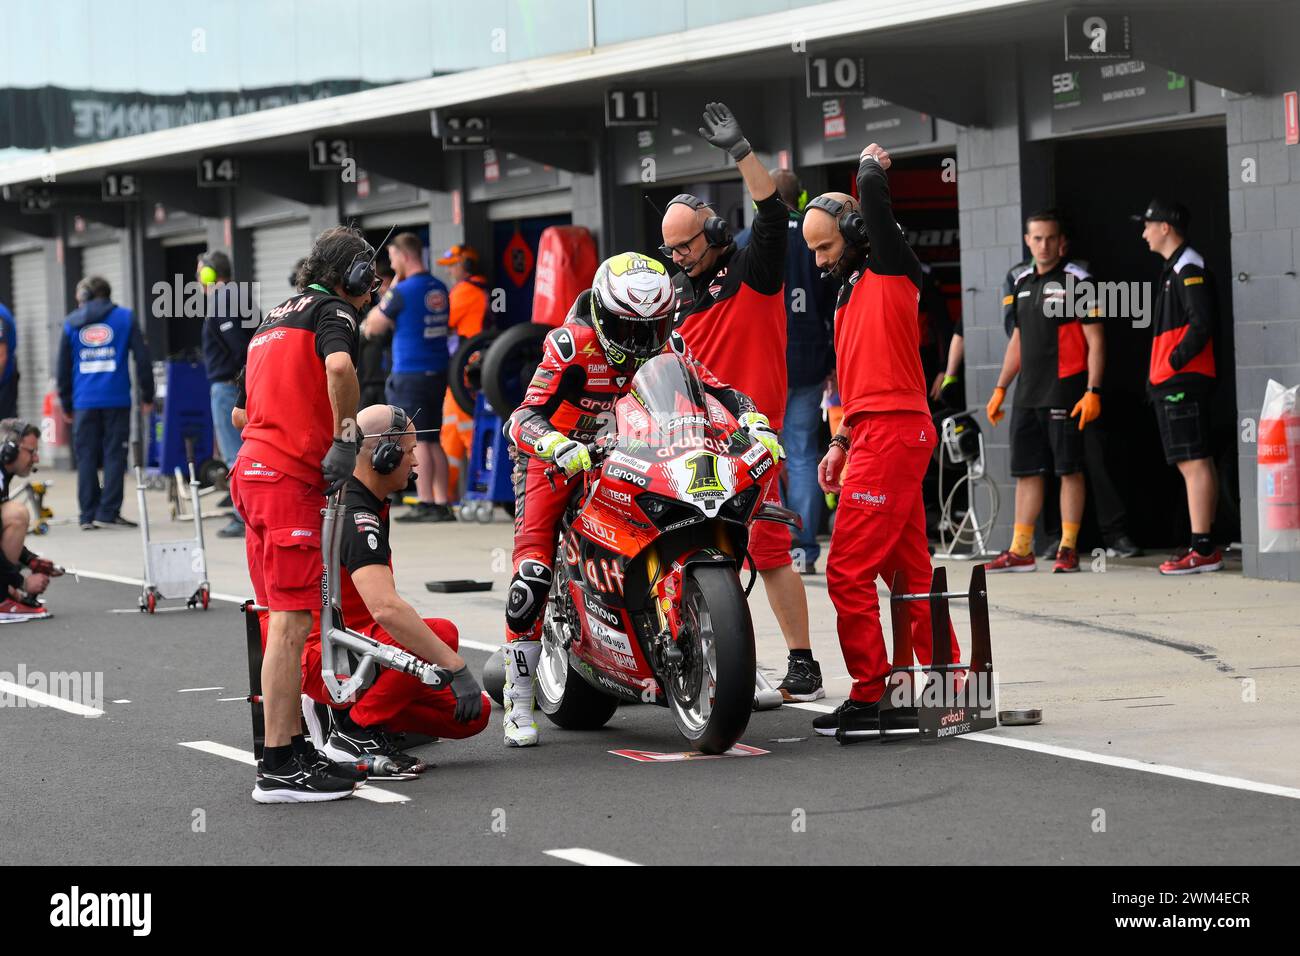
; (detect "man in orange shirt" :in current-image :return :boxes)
[437,245,491,498]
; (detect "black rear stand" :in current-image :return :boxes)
[242,601,266,761]
[837,564,997,744]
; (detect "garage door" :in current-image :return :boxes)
[10,249,50,422]
[253,220,312,314]
[80,240,130,308]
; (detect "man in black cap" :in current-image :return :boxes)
[1134,198,1221,575]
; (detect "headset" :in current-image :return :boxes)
[369,405,409,475]
[0,420,32,467]
[664,194,734,248]
[341,224,397,298]
[806,195,869,246]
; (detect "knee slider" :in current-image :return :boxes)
[506,560,552,632]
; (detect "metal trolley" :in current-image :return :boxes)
[135,438,210,613]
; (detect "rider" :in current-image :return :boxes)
[499,252,783,747]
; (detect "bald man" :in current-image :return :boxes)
[661,102,817,702]
[803,145,962,739]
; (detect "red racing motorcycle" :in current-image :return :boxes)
[535,354,799,754]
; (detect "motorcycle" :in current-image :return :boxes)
[535,353,800,754]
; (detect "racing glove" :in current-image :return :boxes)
[740,412,784,461]
[535,431,593,477]
[986,386,1007,426]
[447,665,485,724]
[1070,390,1101,431]
[698,102,752,162]
[321,437,358,495]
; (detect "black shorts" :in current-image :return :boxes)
[1009,406,1085,477]
[1153,391,1212,464]
[385,370,447,441]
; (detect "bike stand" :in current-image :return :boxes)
[241,601,267,761]
[836,564,997,744]
[754,670,784,711]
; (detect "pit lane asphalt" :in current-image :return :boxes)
[4,577,1297,866]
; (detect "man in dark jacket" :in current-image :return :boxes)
[199,250,254,538]
[57,276,154,531]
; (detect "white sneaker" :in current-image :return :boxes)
[503,641,541,748]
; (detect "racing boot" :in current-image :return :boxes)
[502,640,542,748]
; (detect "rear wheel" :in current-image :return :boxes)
[668,565,755,754]
[535,576,619,730]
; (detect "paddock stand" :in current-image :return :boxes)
[836,564,997,744]
[240,493,455,759]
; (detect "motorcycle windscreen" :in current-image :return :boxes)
[614,354,715,459]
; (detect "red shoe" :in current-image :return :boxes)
[985,550,1036,573]
[1159,547,1223,575]
[0,597,52,623]
[1053,547,1080,573]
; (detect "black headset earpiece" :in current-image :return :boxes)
[807,195,869,246]
[666,193,734,248]
[0,420,30,467]
[342,251,377,298]
[371,406,409,475]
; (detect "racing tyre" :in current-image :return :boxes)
[481,322,547,417]
[668,565,755,754]
[449,330,499,415]
[536,600,619,731]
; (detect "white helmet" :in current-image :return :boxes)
[589,252,676,370]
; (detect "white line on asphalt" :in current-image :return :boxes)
[178,687,223,693]
[67,568,246,604]
[961,732,1300,801]
[217,696,246,702]
[70,566,500,651]
[113,699,131,704]
[784,701,834,713]
[0,678,103,717]
[544,848,642,866]
[179,740,410,804]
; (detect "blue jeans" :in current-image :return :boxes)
[73,406,131,525]
[782,382,825,568]
[209,380,244,468]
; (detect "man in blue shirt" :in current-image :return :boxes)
[57,276,155,530]
[198,250,254,539]
[0,302,17,419]
[361,233,452,522]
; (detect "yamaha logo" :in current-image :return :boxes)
[79,324,113,347]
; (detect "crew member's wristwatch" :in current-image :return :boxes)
[1086,386,1101,395]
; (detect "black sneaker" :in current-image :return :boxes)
[1106,535,1142,558]
[322,722,428,775]
[812,699,881,737]
[216,494,234,509]
[300,693,335,749]
[100,515,137,528]
[395,502,455,523]
[301,745,367,783]
[252,752,358,803]
[777,657,825,702]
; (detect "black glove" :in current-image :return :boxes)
[448,665,484,723]
[321,437,358,495]
[698,101,751,161]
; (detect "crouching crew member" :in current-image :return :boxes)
[0,419,63,621]
[301,403,489,770]
[804,144,963,738]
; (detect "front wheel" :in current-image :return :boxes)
[668,565,756,754]
[536,606,619,731]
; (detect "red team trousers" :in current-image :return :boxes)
[825,411,961,703]
[296,616,492,740]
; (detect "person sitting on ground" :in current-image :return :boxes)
[0,419,63,622]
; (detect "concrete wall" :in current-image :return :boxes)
[1227,92,1300,581]
[955,50,1027,549]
